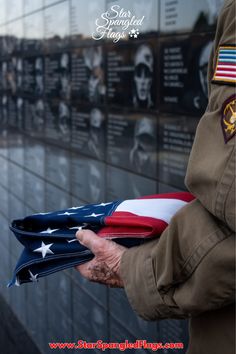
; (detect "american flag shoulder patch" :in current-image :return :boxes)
[212,45,236,85]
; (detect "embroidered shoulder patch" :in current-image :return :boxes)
[212,45,236,85]
[221,94,236,143]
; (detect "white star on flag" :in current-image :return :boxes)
[69,226,84,230]
[28,270,38,282]
[95,202,112,207]
[68,206,84,210]
[33,242,54,258]
[84,213,104,218]
[66,238,78,243]
[32,212,52,216]
[15,277,20,286]
[40,227,59,234]
[131,28,136,34]
[57,212,77,216]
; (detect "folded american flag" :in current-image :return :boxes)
[8,192,194,286]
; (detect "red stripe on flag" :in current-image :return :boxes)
[217,67,236,71]
[218,62,236,66]
[98,212,168,238]
[138,192,195,202]
[215,72,236,78]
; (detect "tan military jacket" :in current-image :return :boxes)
[120,1,235,353]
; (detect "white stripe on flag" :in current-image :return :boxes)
[219,54,236,57]
[219,59,236,62]
[217,65,236,69]
[115,198,187,223]
[216,70,236,75]
[214,75,236,80]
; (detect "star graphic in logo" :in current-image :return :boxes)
[129,28,140,38]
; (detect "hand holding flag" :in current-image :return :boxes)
[8,192,195,286]
[75,229,125,288]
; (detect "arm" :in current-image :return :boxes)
[120,0,235,320]
[120,200,234,320]
[75,0,235,320]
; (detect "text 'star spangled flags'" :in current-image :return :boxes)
[8,192,195,287]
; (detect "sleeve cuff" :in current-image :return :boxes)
[120,240,173,320]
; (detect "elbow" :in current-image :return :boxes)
[224,178,235,232]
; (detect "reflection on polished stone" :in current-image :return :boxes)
[106,165,157,201]
[23,11,44,53]
[158,115,199,189]
[159,33,214,116]
[71,153,105,204]
[107,110,157,178]
[44,1,70,52]
[160,0,224,34]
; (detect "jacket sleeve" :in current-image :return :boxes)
[120,0,235,321]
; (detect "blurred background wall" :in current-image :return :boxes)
[0,0,224,353]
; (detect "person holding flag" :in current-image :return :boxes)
[75,1,235,353]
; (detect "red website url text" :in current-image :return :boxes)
[48,339,184,351]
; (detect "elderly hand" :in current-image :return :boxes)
[75,230,127,288]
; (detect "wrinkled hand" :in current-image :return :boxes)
[75,230,127,288]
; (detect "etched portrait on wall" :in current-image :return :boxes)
[82,46,105,104]
[129,116,156,176]
[133,44,154,109]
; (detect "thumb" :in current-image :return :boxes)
[76,229,104,254]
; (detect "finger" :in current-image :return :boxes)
[75,261,92,279]
[76,229,107,255]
